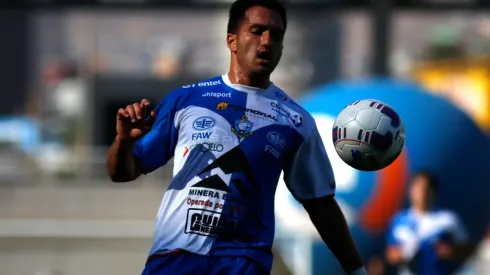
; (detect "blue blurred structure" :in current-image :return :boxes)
[275,78,490,274]
[0,117,40,155]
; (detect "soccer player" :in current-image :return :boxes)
[385,171,473,275]
[106,0,367,274]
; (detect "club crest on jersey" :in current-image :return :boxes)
[232,116,253,138]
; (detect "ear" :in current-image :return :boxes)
[227,33,237,53]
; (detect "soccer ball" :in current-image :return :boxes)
[332,99,405,171]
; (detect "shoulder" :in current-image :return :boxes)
[181,75,227,92]
[434,209,461,224]
[390,209,411,225]
[271,86,318,138]
[157,75,228,110]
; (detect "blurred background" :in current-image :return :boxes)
[1,0,490,274]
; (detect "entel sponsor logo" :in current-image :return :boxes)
[183,80,222,89]
[267,132,286,149]
[192,117,216,131]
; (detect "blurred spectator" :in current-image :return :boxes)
[425,26,465,60]
[385,171,473,275]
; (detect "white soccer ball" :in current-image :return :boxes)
[333,99,405,171]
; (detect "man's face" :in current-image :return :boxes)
[409,175,434,209]
[232,5,285,76]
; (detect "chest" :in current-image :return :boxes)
[175,96,301,161]
[395,214,456,244]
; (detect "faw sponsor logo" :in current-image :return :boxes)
[216,102,276,121]
[267,132,286,149]
[192,132,212,140]
[265,144,281,159]
[192,116,216,131]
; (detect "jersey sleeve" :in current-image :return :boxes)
[282,126,336,201]
[386,214,420,259]
[448,212,469,243]
[133,89,185,174]
[386,216,402,246]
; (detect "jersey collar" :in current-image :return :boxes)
[222,73,274,94]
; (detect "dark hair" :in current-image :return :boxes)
[411,170,439,191]
[227,0,287,34]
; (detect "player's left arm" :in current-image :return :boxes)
[283,126,366,275]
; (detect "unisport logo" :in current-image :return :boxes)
[202,92,232,98]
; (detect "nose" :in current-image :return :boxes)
[261,31,272,47]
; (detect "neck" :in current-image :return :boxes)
[413,205,430,214]
[228,65,270,89]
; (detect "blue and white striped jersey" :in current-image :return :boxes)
[133,74,336,270]
[387,208,469,275]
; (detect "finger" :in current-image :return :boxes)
[147,110,157,125]
[117,108,130,120]
[125,105,137,122]
[133,102,143,120]
[140,98,151,117]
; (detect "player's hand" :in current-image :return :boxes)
[434,242,454,260]
[385,246,404,265]
[116,99,156,142]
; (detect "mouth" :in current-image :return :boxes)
[256,50,273,64]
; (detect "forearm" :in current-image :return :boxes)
[302,195,365,274]
[106,136,141,182]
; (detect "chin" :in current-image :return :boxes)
[253,65,275,76]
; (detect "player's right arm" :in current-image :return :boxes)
[107,91,183,182]
[107,99,155,182]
